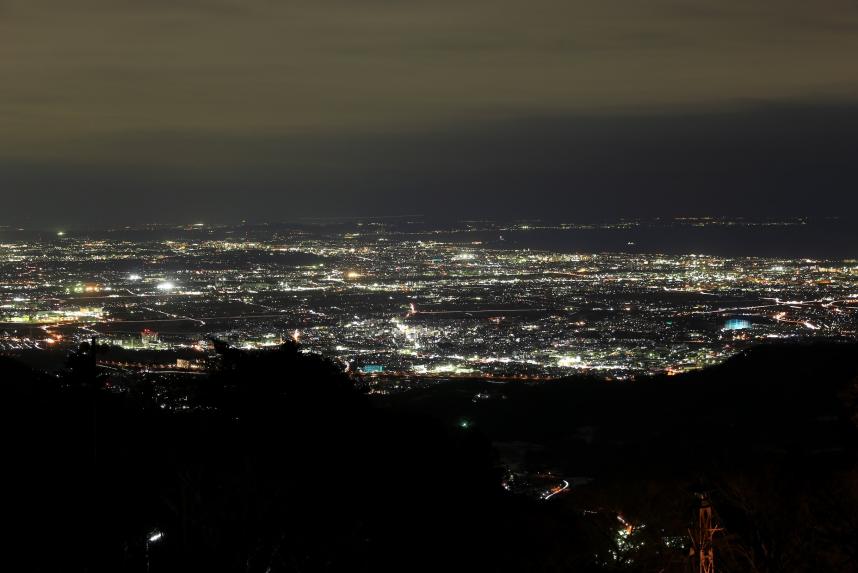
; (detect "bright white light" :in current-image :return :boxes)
[156,281,175,291]
[148,531,164,543]
[557,355,582,368]
[128,274,141,281]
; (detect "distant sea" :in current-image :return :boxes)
[479,222,858,259]
[411,219,858,259]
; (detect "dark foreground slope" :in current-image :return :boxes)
[381,342,858,572]
[4,343,508,573]
[4,342,858,572]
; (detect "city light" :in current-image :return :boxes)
[0,218,854,377]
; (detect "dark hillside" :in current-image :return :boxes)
[380,342,858,572]
[4,342,858,572]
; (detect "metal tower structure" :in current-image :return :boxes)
[691,492,720,573]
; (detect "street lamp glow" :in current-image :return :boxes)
[128,274,142,281]
[156,281,175,291]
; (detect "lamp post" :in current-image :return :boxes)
[145,529,164,573]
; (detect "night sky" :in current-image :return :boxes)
[2,0,858,227]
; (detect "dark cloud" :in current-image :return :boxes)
[3,102,857,227]
[1,1,857,226]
